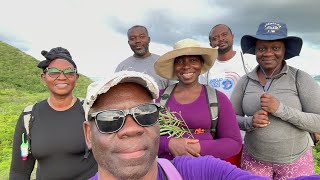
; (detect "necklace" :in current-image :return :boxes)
[259,65,281,92]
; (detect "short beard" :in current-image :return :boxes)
[218,45,232,55]
[133,46,149,57]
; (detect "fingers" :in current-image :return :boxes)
[253,110,270,128]
[185,139,199,144]
[186,143,201,157]
[253,120,270,128]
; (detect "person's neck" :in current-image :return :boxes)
[47,94,76,111]
[133,52,151,59]
[217,50,236,62]
[176,81,202,91]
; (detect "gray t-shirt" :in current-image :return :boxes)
[231,64,320,164]
[115,53,169,90]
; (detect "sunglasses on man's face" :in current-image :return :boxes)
[89,103,161,134]
[44,67,77,79]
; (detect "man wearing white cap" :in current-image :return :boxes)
[82,71,275,180]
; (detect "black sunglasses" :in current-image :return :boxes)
[89,103,162,134]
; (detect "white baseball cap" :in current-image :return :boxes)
[83,71,159,121]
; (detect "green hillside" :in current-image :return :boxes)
[0,41,92,179]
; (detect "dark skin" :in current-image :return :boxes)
[167,55,204,157]
[209,24,236,61]
[127,26,151,58]
[83,83,159,180]
[41,59,79,111]
[252,40,284,128]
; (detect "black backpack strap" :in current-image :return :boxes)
[22,103,37,155]
[204,85,219,138]
[78,97,91,158]
[159,84,177,108]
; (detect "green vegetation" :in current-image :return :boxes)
[0,41,92,179]
[0,41,320,179]
[159,109,194,139]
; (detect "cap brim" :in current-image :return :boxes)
[241,35,303,60]
[83,71,159,120]
[154,47,218,80]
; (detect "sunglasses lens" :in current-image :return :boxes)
[134,104,159,126]
[92,104,160,133]
[96,110,124,133]
[46,68,61,78]
[63,68,77,78]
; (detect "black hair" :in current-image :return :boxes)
[208,24,233,42]
[127,25,149,37]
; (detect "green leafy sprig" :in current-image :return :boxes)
[159,108,194,139]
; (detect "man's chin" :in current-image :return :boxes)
[134,50,146,57]
[109,159,152,179]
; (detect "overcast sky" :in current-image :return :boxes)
[1,0,319,79]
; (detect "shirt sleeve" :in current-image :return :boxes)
[173,156,270,180]
[9,112,36,180]
[230,76,255,131]
[272,70,320,133]
[199,91,242,159]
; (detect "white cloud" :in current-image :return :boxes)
[1,0,319,80]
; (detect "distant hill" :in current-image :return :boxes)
[0,41,93,179]
[0,41,92,95]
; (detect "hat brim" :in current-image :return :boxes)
[241,35,303,60]
[83,71,159,120]
[154,47,218,80]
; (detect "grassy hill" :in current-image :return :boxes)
[0,41,92,179]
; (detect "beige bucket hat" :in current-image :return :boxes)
[154,38,218,80]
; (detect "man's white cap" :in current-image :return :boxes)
[83,71,159,121]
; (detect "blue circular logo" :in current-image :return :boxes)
[222,79,233,90]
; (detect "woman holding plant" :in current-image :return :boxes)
[154,38,242,164]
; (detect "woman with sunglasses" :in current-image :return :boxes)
[9,47,97,180]
[154,39,242,163]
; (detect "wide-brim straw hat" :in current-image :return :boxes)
[154,38,218,80]
[241,22,303,60]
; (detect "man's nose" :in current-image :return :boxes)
[117,115,144,138]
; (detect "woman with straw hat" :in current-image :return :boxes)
[231,22,320,179]
[154,38,242,164]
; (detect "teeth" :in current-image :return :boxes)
[182,73,193,79]
[56,84,68,88]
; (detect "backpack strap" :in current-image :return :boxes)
[77,97,92,158]
[204,85,219,138]
[22,104,36,155]
[160,84,219,138]
[78,97,85,105]
[159,84,177,108]
[157,158,183,180]
[295,69,319,145]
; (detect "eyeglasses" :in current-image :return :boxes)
[44,67,77,79]
[89,103,161,134]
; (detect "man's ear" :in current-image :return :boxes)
[209,42,213,48]
[83,121,92,149]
